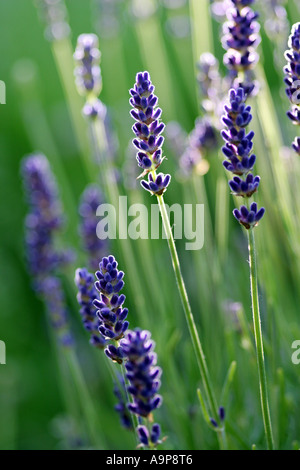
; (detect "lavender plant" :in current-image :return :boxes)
[130,71,225,446]
[221,88,274,449]
[284,23,300,156]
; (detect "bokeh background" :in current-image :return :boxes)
[1,0,300,450]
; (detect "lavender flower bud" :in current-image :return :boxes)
[284,23,300,125]
[74,34,102,97]
[79,185,108,271]
[233,202,265,229]
[130,71,170,193]
[222,0,260,96]
[140,172,171,196]
[137,423,161,448]
[75,268,107,349]
[120,329,162,418]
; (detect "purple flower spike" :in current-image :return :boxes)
[130,71,170,195]
[233,202,265,229]
[222,0,260,96]
[221,88,256,175]
[21,154,73,281]
[120,329,162,419]
[93,256,129,361]
[75,268,107,350]
[141,172,171,196]
[221,88,264,228]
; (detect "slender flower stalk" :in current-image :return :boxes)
[129,71,224,442]
[221,88,274,450]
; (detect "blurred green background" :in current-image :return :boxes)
[1,0,300,450]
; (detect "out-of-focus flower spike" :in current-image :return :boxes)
[222,0,260,97]
[35,0,70,42]
[75,268,108,349]
[79,184,108,271]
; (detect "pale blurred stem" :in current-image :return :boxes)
[88,116,148,323]
[51,39,91,169]
[65,348,104,449]
[247,229,274,450]
[189,0,214,58]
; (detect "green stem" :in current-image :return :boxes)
[247,229,274,450]
[156,194,220,422]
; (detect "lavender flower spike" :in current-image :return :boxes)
[74,34,106,120]
[93,255,129,363]
[284,23,300,128]
[221,87,265,228]
[21,153,73,283]
[129,71,171,192]
[120,329,162,418]
[222,0,260,96]
[75,268,107,349]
